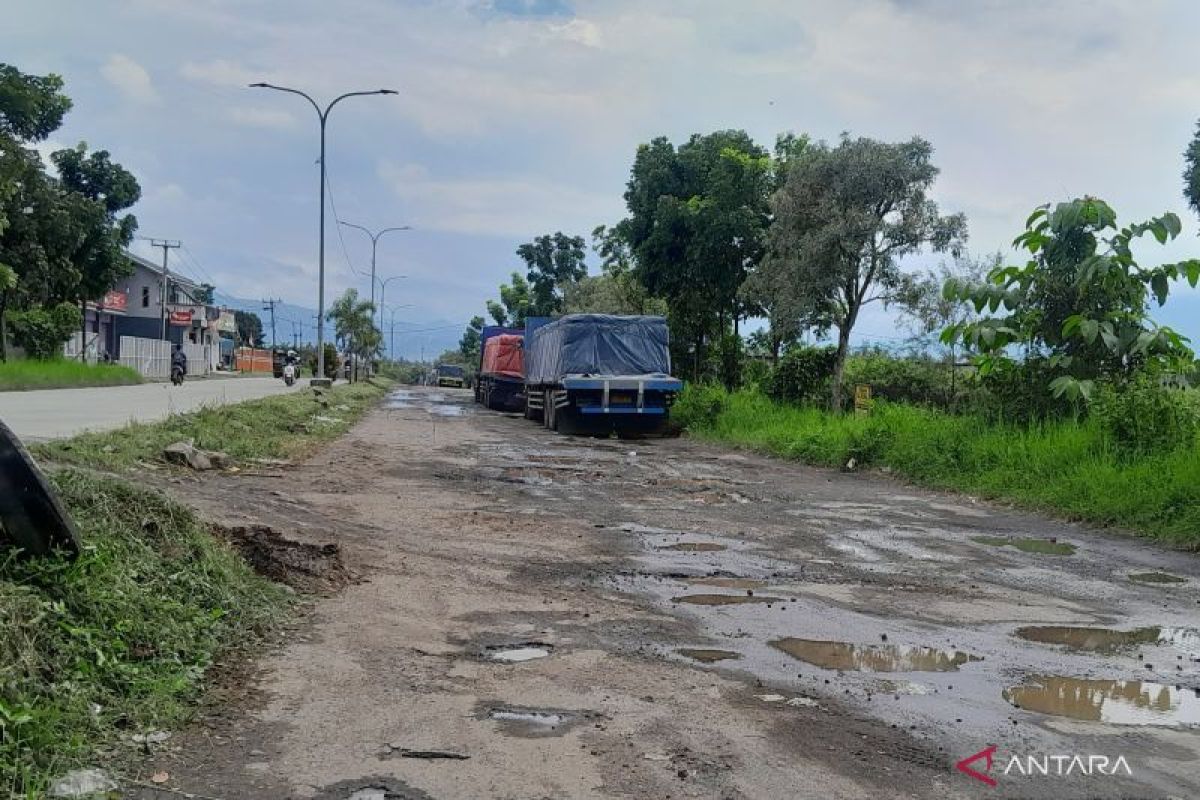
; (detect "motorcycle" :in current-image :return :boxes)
[283,362,296,387]
[171,364,185,386]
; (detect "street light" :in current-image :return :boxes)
[339,221,411,329]
[375,274,407,339]
[249,82,397,385]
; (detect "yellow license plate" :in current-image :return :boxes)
[610,392,634,404]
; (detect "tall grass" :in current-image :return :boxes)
[0,471,290,796]
[674,385,1200,548]
[0,359,141,391]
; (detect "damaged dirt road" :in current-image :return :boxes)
[134,386,1198,799]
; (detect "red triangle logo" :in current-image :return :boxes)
[956,745,998,787]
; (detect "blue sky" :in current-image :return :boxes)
[6,0,1200,358]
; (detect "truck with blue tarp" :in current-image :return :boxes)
[522,314,682,435]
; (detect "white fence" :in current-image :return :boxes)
[118,336,212,379]
[63,332,101,364]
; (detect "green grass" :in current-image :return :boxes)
[0,359,142,391]
[35,379,392,470]
[674,385,1200,549]
[0,470,291,796]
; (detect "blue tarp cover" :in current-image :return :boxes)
[525,314,672,384]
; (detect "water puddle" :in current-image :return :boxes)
[431,404,464,417]
[672,593,783,606]
[1003,676,1200,727]
[660,542,727,552]
[1129,571,1187,585]
[487,645,551,663]
[1014,625,1194,653]
[685,577,767,589]
[483,706,581,737]
[971,535,1076,555]
[677,648,742,663]
[770,638,982,672]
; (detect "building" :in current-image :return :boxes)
[110,252,219,352]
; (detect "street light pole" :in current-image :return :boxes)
[249,82,397,385]
[339,222,411,329]
[385,303,414,362]
[376,275,407,343]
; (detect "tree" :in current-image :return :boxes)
[897,252,998,348]
[459,315,484,361]
[327,289,380,379]
[944,198,1200,401]
[486,271,531,327]
[517,232,587,316]
[620,130,772,378]
[766,135,966,408]
[195,283,215,304]
[234,310,263,346]
[1185,120,1200,225]
[0,64,72,142]
[588,224,664,314]
[0,263,15,361]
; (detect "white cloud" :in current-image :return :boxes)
[227,107,297,129]
[181,58,260,88]
[101,54,159,104]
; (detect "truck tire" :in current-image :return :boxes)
[0,419,80,559]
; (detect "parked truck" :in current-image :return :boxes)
[476,332,526,411]
[435,363,466,388]
[523,314,682,435]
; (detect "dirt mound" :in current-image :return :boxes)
[215,524,353,593]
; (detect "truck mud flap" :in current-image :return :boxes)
[0,419,80,559]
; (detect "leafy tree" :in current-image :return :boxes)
[944,197,1200,402]
[195,283,215,304]
[620,130,773,377]
[766,134,966,409]
[0,64,72,142]
[459,315,483,361]
[897,252,997,348]
[327,289,380,379]
[0,263,15,361]
[588,224,664,314]
[1185,120,1200,225]
[517,232,587,316]
[486,271,531,327]
[8,301,80,359]
[234,310,263,346]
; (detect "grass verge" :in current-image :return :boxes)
[0,360,142,392]
[35,379,392,470]
[674,385,1200,549]
[0,470,291,796]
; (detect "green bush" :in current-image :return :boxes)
[971,358,1072,422]
[708,332,745,391]
[1091,379,1200,457]
[767,346,837,404]
[8,303,81,360]
[672,382,728,430]
[841,352,961,409]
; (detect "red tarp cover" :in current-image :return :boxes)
[482,333,524,379]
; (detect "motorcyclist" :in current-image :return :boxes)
[171,343,188,377]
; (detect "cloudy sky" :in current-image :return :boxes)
[6,0,1200,354]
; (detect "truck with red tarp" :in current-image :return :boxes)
[476,331,526,410]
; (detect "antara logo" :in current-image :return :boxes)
[956,745,1132,786]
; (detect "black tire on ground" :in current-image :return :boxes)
[0,419,80,559]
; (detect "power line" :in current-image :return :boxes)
[180,245,218,286]
[322,163,366,279]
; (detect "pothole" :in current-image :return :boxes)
[313,776,432,800]
[480,705,588,737]
[1129,571,1187,585]
[672,593,784,606]
[677,648,741,663]
[214,524,353,593]
[1003,676,1200,727]
[659,542,727,552]
[1014,625,1196,653]
[971,535,1076,555]
[770,638,982,672]
[485,642,553,663]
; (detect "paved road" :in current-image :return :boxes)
[0,376,302,440]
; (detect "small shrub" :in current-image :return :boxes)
[841,352,961,409]
[971,358,1072,422]
[672,383,728,430]
[1091,379,1200,456]
[8,303,82,360]
[767,346,837,404]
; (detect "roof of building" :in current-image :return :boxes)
[125,250,200,290]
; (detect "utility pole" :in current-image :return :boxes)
[151,239,182,340]
[262,298,279,349]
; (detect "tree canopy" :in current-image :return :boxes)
[518,232,587,316]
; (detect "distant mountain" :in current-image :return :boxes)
[213,292,464,360]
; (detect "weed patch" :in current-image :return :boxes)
[0,360,141,392]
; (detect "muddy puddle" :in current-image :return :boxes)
[385,390,467,417]
[672,593,783,606]
[1004,676,1200,727]
[971,535,1076,555]
[685,577,767,589]
[659,542,727,552]
[770,637,982,672]
[1015,625,1200,654]
[480,705,586,737]
[214,523,352,593]
[1129,571,1188,585]
[678,648,741,663]
[485,643,552,663]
